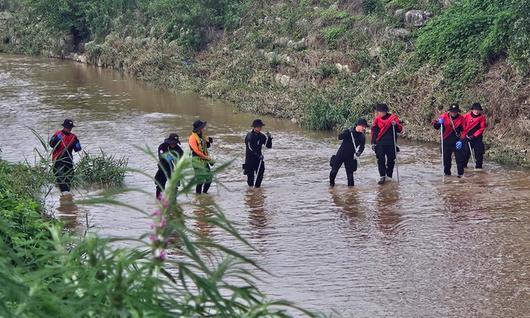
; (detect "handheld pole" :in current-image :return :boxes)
[440,126,445,177]
[392,124,400,183]
[254,131,268,186]
[467,141,475,167]
[349,130,360,168]
[255,159,263,183]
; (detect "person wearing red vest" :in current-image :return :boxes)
[371,103,403,185]
[49,119,82,193]
[432,104,465,177]
[462,103,487,170]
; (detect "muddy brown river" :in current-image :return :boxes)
[1,54,529,317]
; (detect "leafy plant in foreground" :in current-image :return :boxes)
[0,148,323,317]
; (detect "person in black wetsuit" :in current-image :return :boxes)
[244,119,272,188]
[154,133,184,199]
[329,118,367,187]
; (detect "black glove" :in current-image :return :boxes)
[259,155,264,161]
[208,137,213,144]
[266,132,272,139]
[371,144,376,152]
[355,151,361,157]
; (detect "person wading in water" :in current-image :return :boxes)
[462,103,487,170]
[188,120,214,194]
[433,103,466,177]
[371,104,403,185]
[49,119,81,194]
[154,133,184,199]
[244,119,272,188]
[329,118,367,187]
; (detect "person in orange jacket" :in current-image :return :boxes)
[462,103,487,170]
[188,120,214,194]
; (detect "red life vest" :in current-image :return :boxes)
[51,130,78,161]
[462,112,486,138]
[438,112,464,140]
[372,114,403,142]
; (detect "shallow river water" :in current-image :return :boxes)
[1,54,529,317]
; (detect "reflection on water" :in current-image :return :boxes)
[192,195,215,241]
[56,194,79,227]
[329,187,360,217]
[51,192,88,234]
[1,54,530,317]
[244,188,269,240]
[375,184,402,238]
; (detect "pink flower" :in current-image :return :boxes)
[159,217,167,228]
[151,209,161,217]
[154,248,167,261]
[159,196,169,209]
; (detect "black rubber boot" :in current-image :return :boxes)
[377,177,386,185]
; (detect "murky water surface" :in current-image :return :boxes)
[1,54,529,317]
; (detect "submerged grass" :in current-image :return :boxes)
[74,150,128,188]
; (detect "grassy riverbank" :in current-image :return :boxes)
[0,156,319,317]
[0,0,528,167]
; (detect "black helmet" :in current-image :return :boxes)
[251,119,265,128]
[192,120,207,132]
[164,133,180,144]
[375,103,389,113]
[470,102,483,111]
[62,119,75,128]
[355,118,368,127]
[448,103,461,113]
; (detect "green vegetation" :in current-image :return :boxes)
[19,0,249,50]
[0,161,51,255]
[74,150,127,187]
[0,155,320,317]
[417,0,530,76]
[0,0,528,166]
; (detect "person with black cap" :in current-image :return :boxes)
[188,120,214,194]
[154,133,184,199]
[371,103,403,185]
[433,103,466,177]
[329,118,367,187]
[462,103,487,170]
[49,119,82,193]
[244,119,272,188]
